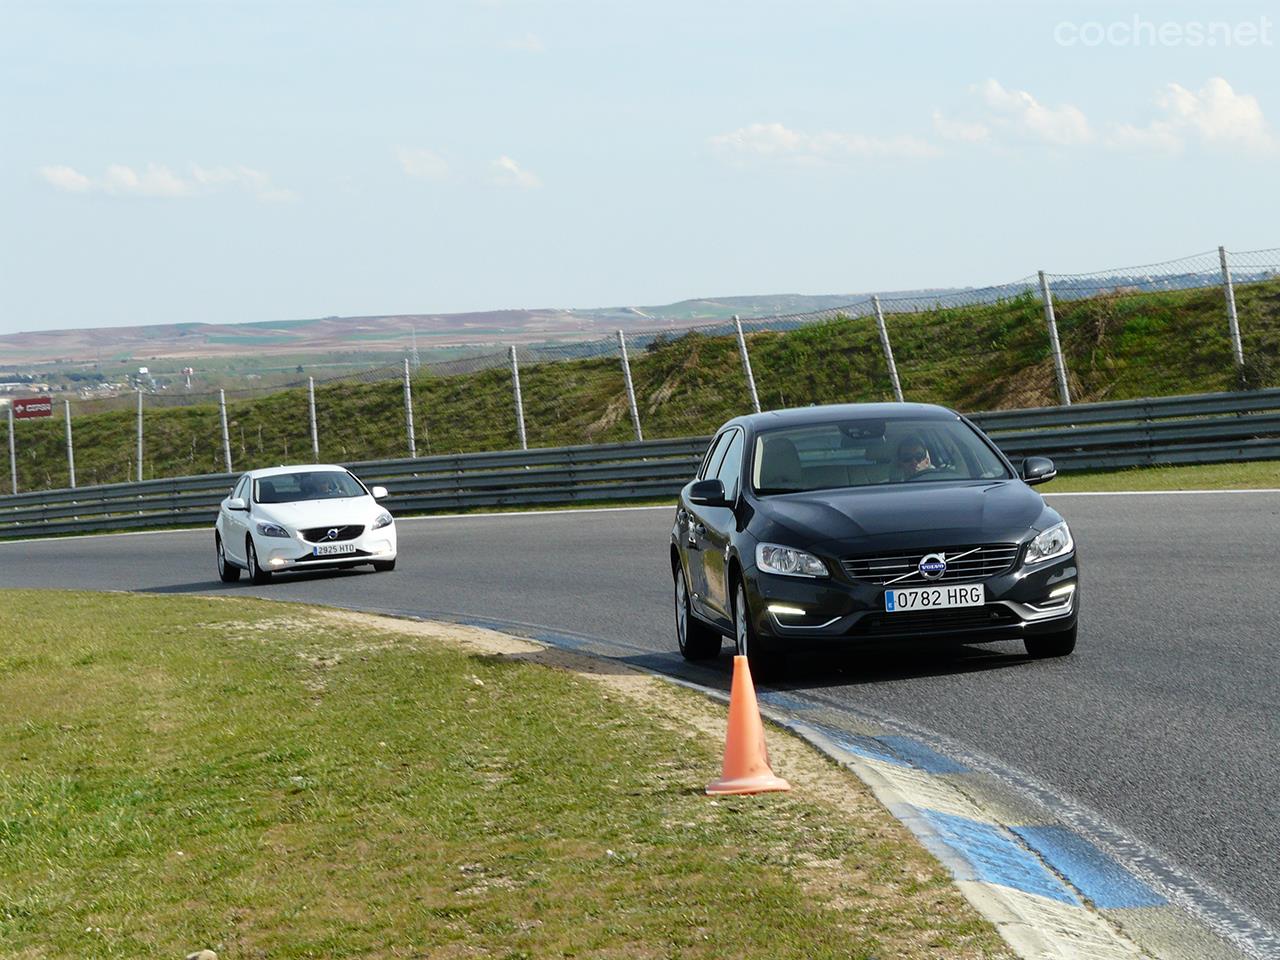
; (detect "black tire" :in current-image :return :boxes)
[674,565,721,660]
[216,534,241,583]
[372,559,397,572]
[1025,623,1077,659]
[246,536,272,585]
[733,578,783,680]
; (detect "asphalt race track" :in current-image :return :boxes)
[2,491,1278,944]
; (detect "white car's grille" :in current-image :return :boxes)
[841,544,1020,585]
[300,524,365,543]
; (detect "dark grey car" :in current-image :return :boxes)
[670,403,1078,676]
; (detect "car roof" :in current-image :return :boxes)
[243,464,352,479]
[723,402,961,433]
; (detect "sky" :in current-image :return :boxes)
[3,0,1279,335]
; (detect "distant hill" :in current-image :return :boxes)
[0,292,963,366]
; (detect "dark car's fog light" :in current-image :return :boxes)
[768,604,807,617]
[1036,583,1075,609]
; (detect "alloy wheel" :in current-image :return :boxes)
[735,584,749,658]
[675,574,689,653]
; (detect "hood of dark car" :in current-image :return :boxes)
[752,480,1046,552]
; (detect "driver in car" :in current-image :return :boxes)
[894,435,936,480]
[302,473,340,499]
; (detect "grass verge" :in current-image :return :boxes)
[0,592,1013,960]
[1044,459,1280,492]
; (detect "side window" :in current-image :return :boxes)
[714,430,745,500]
[232,476,248,500]
[698,432,732,480]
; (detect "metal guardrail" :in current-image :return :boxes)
[3,389,1279,539]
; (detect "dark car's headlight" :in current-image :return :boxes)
[372,512,394,530]
[1024,521,1073,565]
[756,542,829,578]
[256,521,291,539]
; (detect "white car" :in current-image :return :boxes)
[215,465,397,584]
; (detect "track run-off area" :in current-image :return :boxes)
[2,489,1278,955]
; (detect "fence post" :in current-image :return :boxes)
[617,330,644,441]
[307,377,320,462]
[403,358,417,459]
[218,389,233,473]
[64,400,76,488]
[6,403,15,494]
[509,345,528,450]
[1218,245,1246,373]
[1037,271,1072,406]
[871,296,904,402]
[733,315,762,414]
[136,388,144,481]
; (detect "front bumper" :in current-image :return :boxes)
[259,527,397,571]
[745,552,1078,650]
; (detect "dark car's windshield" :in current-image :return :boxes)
[254,471,366,504]
[751,417,1012,495]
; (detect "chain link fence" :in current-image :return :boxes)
[5,242,1280,494]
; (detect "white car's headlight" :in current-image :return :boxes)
[1025,521,1073,565]
[256,521,291,539]
[756,542,829,578]
[372,512,394,530]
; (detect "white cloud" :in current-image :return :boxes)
[492,155,542,188]
[976,79,1092,145]
[1110,77,1274,154]
[708,122,940,163]
[504,32,545,53]
[397,147,450,180]
[192,164,298,202]
[931,111,990,143]
[102,163,192,198]
[39,164,93,193]
[34,162,296,201]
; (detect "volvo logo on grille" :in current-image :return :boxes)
[918,553,947,580]
[325,528,340,541]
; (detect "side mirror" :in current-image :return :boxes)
[688,478,729,507]
[371,485,389,500]
[226,497,248,512]
[1022,457,1057,486]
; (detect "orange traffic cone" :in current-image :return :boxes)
[706,655,792,796]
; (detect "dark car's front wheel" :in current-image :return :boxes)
[674,567,721,660]
[1025,623,1076,659]
[733,579,783,680]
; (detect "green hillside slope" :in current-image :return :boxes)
[7,279,1279,493]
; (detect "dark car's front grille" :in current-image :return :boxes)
[841,543,1020,585]
[856,604,1019,637]
[300,524,365,543]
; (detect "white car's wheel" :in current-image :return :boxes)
[216,533,241,583]
[246,536,272,585]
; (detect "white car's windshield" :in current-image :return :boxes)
[751,417,1012,495]
[255,471,365,504]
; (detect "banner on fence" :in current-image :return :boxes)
[13,397,54,419]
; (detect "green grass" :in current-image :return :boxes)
[1045,459,1280,492]
[8,278,1280,492]
[0,592,1012,960]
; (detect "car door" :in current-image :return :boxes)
[682,431,732,621]
[698,428,744,621]
[221,475,250,563]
